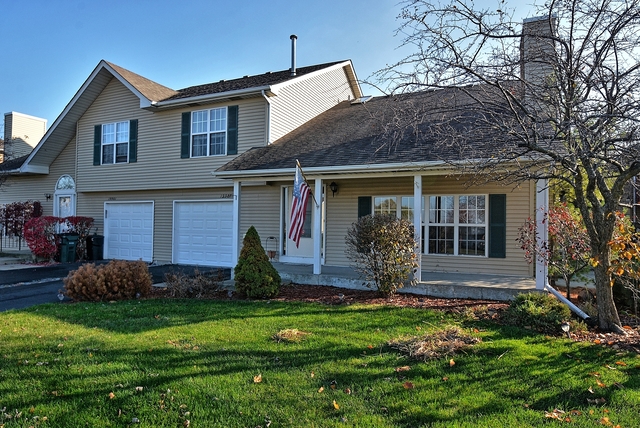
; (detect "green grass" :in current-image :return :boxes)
[0,299,638,427]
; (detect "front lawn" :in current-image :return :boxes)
[0,298,638,427]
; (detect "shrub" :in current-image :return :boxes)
[24,216,61,261]
[164,268,223,298]
[234,226,281,299]
[64,260,152,301]
[502,292,572,334]
[345,214,418,295]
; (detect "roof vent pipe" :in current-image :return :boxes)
[290,34,297,76]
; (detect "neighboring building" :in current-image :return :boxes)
[1,112,47,162]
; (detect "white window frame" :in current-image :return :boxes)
[101,121,129,164]
[426,194,488,257]
[373,196,425,220]
[191,107,227,157]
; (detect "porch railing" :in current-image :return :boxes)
[0,225,27,252]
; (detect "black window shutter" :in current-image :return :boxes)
[181,112,191,159]
[227,105,238,155]
[93,125,102,165]
[357,196,372,218]
[489,194,507,258]
[128,119,138,163]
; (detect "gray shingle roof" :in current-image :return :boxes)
[164,61,347,101]
[218,87,516,173]
[106,61,178,102]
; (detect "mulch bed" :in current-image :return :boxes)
[150,283,640,354]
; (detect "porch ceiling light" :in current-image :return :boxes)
[329,181,338,197]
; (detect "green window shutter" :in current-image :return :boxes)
[357,196,372,218]
[93,125,102,165]
[227,105,238,155]
[128,119,138,163]
[181,112,191,159]
[489,194,507,258]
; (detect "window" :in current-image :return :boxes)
[427,195,486,256]
[191,107,227,157]
[102,121,129,164]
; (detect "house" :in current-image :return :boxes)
[0,54,362,266]
[215,87,544,291]
[1,19,553,299]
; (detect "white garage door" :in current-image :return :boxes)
[173,201,233,267]
[104,202,154,262]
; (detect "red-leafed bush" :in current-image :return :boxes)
[24,216,62,261]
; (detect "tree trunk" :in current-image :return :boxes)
[593,264,624,333]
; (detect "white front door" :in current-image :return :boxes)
[281,186,325,263]
[56,195,74,218]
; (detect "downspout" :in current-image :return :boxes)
[261,90,272,145]
[544,282,591,320]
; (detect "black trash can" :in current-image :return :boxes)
[60,234,79,263]
[89,235,104,261]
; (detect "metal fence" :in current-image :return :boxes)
[0,226,26,252]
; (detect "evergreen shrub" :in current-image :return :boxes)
[234,226,281,298]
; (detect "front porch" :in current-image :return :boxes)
[272,262,537,301]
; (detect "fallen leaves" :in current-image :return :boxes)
[253,374,262,383]
[402,381,415,389]
[388,326,481,361]
[395,366,411,372]
[332,400,340,410]
[272,329,311,343]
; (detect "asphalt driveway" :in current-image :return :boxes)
[0,261,230,312]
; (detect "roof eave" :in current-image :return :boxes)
[19,164,49,174]
[213,161,453,180]
[148,86,273,110]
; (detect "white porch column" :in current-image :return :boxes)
[313,178,323,275]
[535,179,549,290]
[413,175,423,282]
[231,180,241,279]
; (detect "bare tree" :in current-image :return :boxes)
[370,0,640,332]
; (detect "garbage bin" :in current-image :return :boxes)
[60,234,79,263]
[88,235,104,261]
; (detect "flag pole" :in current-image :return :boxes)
[296,159,320,208]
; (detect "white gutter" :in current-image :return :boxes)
[261,90,272,144]
[544,282,590,320]
[151,85,272,109]
[213,160,452,179]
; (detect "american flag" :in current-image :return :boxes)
[288,163,311,247]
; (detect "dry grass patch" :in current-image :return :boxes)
[388,326,481,361]
[272,328,312,343]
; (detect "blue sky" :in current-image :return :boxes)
[1,0,534,129]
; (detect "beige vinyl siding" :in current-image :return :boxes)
[0,137,77,215]
[238,184,282,253]
[269,66,356,142]
[3,112,47,159]
[323,176,535,277]
[76,188,234,263]
[77,78,267,192]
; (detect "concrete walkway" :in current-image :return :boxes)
[273,263,537,301]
